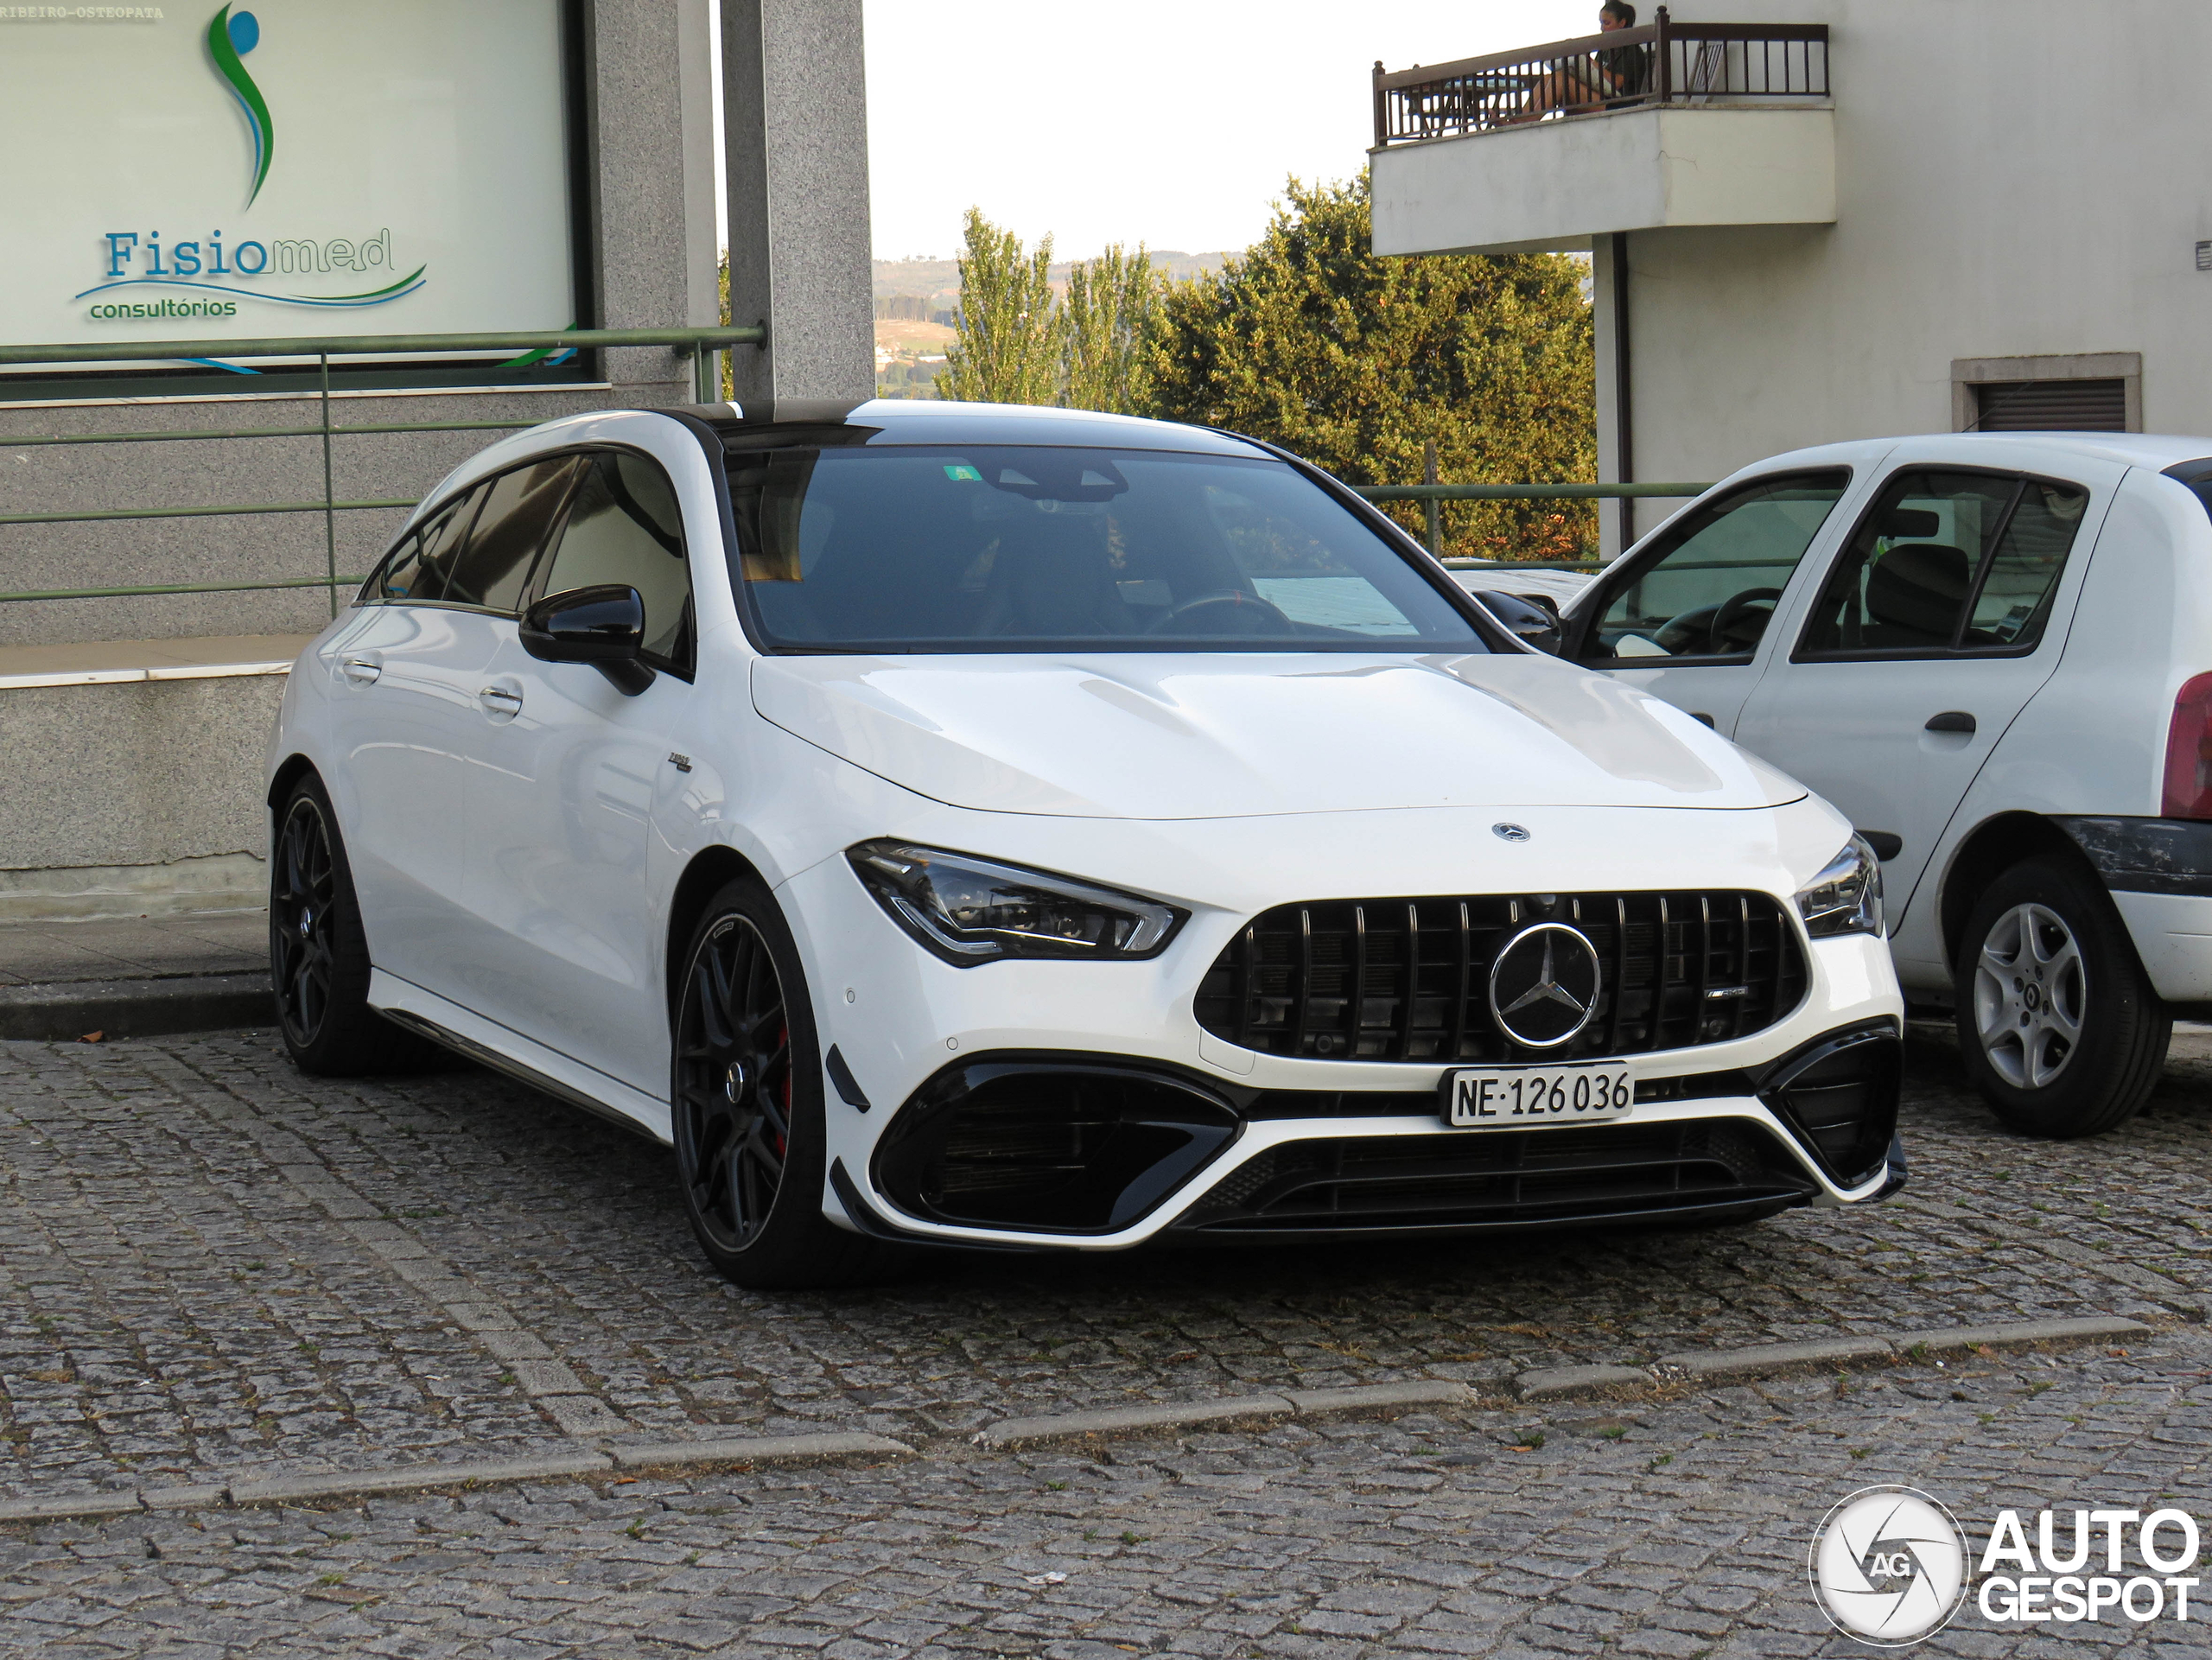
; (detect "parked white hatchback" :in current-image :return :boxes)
[267,399,1904,1286]
[1563,434,2212,1139]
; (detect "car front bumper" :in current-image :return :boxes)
[779,802,1906,1251]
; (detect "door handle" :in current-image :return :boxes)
[1924,710,1976,735]
[339,656,381,686]
[476,684,524,718]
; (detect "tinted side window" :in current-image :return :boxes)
[1585,471,1849,662]
[539,452,693,668]
[1797,470,2087,658]
[367,532,429,603]
[442,455,584,613]
[373,487,482,604]
[413,486,488,604]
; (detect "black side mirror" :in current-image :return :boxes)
[521,584,655,695]
[1473,588,1564,655]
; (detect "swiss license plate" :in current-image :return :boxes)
[1441,1063,1635,1129]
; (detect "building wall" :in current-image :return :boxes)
[0,0,713,650]
[1620,0,2212,488]
[0,0,874,892]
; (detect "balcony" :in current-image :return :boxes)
[1370,10,1834,257]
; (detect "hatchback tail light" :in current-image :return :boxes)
[2163,673,2212,818]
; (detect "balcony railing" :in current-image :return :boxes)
[1373,7,1829,147]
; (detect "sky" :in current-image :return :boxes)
[862,1,1603,262]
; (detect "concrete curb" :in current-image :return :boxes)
[607,1433,912,1470]
[0,1316,2155,1524]
[1516,1364,1648,1402]
[1656,1336,1894,1381]
[1887,1315,2147,1354]
[976,1394,1296,1449]
[0,1432,916,1525]
[0,972,273,1041]
[1516,1315,2152,1400]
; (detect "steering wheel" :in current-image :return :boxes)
[1147,590,1295,636]
[1707,587,1783,653]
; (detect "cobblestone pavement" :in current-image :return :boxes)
[6,1337,2212,1657]
[6,1026,2212,1653]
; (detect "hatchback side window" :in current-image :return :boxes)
[1582,470,1850,663]
[1797,470,2088,658]
[370,486,482,604]
[537,451,694,671]
[442,455,585,613]
[1961,480,2090,650]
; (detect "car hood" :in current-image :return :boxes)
[750,652,1808,820]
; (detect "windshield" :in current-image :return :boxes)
[727,446,1489,653]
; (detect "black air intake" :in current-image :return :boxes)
[1758,1022,1901,1188]
[873,1059,1237,1234]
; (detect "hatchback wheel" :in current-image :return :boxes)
[270,775,437,1075]
[1955,858,2170,1138]
[671,879,899,1288]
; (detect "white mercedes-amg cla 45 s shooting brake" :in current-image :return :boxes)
[266,398,1907,1287]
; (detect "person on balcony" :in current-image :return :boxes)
[1512,3,1650,124]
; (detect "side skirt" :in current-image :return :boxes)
[367,969,671,1145]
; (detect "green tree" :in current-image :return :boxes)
[1146,174,1596,561]
[1062,243,1160,415]
[940,208,1058,406]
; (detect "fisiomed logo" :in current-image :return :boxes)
[205,3,272,205]
[1810,1486,1969,1646]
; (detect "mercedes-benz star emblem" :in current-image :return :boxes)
[1487,923,1603,1048]
[1492,823,1531,843]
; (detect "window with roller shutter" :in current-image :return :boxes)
[1972,378,2129,432]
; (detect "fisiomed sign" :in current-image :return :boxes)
[1,0,575,364]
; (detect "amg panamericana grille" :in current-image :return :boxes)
[1194,891,1808,1063]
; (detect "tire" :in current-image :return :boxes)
[1954,857,2171,1138]
[270,774,441,1076]
[670,878,899,1288]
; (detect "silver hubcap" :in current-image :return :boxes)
[723,1060,747,1103]
[1973,901,2085,1090]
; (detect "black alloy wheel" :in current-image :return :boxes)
[271,792,340,1050]
[268,775,437,1076]
[1954,857,2171,1139]
[670,879,900,1288]
[675,913,792,1250]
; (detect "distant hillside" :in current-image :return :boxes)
[871,250,1233,309]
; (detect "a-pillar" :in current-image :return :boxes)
[1593,231,1637,561]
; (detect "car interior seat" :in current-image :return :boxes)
[1863,543,1969,648]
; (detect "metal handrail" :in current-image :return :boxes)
[0,327,764,615]
[1357,482,1709,501]
[0,479,1714,604]
[1373,8,1830,147]
[0,326,762,366]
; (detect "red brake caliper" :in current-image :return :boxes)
[774,1023,791,1156]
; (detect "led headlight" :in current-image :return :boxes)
[847,842,1185,966]
[1795,834,1885,938]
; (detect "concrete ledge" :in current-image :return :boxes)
[1658,1336,1893,1382]
[0,972,273,1041]
[1516,1364,1650,1402]
[1888,1317,2150,1355]
[608,1433,912,1470]
[976,1394,1295,1449]
[0,852,267,922]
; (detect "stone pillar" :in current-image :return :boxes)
[721,0,876,407]
[582,0,715,403]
